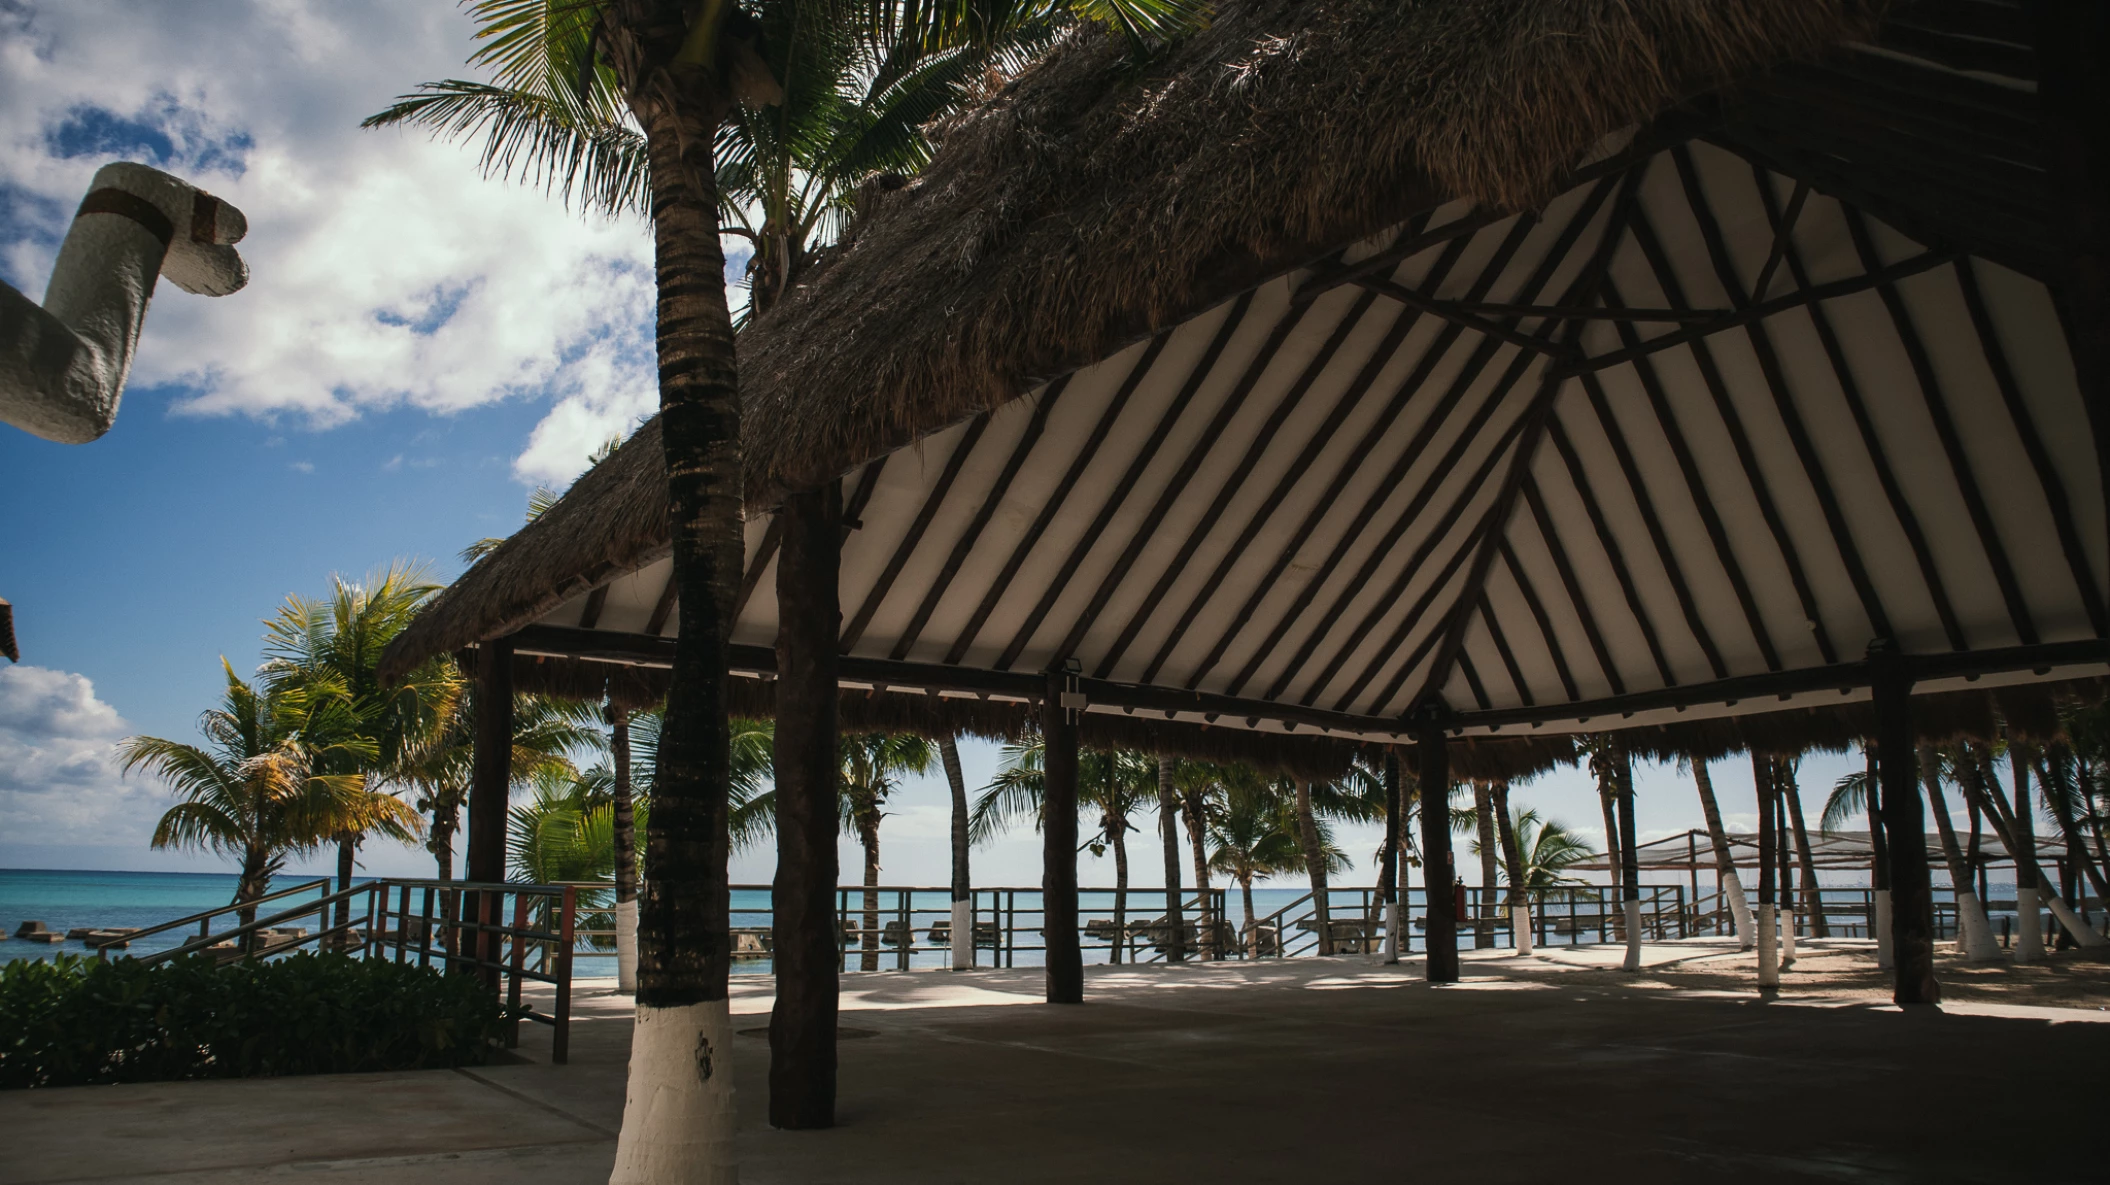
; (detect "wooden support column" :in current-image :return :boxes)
[468,635,512,986]
[1615,742,1642,971]
[770,485,841,1130]
[1871,644,1939,1005]
[1755,752,1779,988]
[1865,748,1893,968]
[1042,669,1083,1003]
[1416,710,1459,983]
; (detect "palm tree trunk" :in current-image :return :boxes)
[1491,782,1530,955]
[1691,758,1753,947]
[1919,745,2000,961]
[609,34,744,1178]
[611,708,639,993]
[1473,782,1498,949]
[941,734,972,970]
[1110,808,1128,965]
[1755,752,1780,988]
[1975,747,2105,950]
[236,846,269,955]
[431,804,458,881]
[860,811,882,973]
[2036,749,2110,907]
[1865,747,1893,969]
[1781,762,1827,937]
[1614,747,1642,971]
[334,834,356,949]
[1378,755,1401,963]
[1774,773,1797,967]
[1156,760,1185,964]
[1239,871,1258,957]
[1596,773,1624,942]
[1182,787,1216,959]
[1292,778,1331,955]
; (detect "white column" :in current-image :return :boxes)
[1621,899,1643,971]
[610,1000,739,1184]
[1757,903,1780,988]
[1511,904,1533,956]
[1779,902,1796,966]
[1382,900,1401,964]
[615,899,639,993]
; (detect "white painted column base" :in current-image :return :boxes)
[2044,891,2106,948]
[1723,874,1755,951]
[1780,905,1796,966]
[2014,887,2043,963]
[951,899,974,968]
[1511,904,1533,956]
[1382,901,1401,964]
[614,899,638,994]
[1757,904,1780,988]
[1621,899,1643,971]
[1873,890,1894,970]
[611,1000,739,1185]
[1955,891,2003,962]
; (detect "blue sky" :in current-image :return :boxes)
[0,0,1865,893]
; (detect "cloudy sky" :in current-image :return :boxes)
[0,0,1860,891]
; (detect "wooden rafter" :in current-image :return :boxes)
[839,414,989,652]
[1541,415,1677,686]
[887,376,1070,661]
[1520,474,1627,696]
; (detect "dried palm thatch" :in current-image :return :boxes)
[380,0,1886,682]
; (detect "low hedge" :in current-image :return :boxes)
[0,951,520,1089]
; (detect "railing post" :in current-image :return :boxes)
[553,885,574,1066]
[506,891,528,1048]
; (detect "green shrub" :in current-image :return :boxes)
[0,952,521,1089]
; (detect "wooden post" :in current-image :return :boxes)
[1042,669,1083,1003]
[1865,747,1892,964]
[611,705,639,993]
[1416,709,1459,983]
[469,636,513,987]
[468,635,513,886]
[1157,758,1185,963]
[1871,645,1939,1004]
[770,486,840,1130]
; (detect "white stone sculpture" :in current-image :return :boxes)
[0,161,248,443]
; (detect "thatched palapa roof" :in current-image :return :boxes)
[385,0,1887,676]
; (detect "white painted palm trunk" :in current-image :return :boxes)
[2014,887,2043,962]
[614,900,638,993]
[1,162,245,443]
[1382,901,1400,963]
[1955,891,2003,962]
[1511,904,1533,956]
[1779,906,1796,965]
[1757,904,1780,987]
[2044,891,2106,948]
[1873,890,1894,969]
[1723,873,1755,950]
[612,1000,738,1184]
[1621,899,1643,970]
[950,899,973,968]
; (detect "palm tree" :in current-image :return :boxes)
[1205,769,1344,956]
[394,687,603,880]
[1507,810,1593,891]
[121,663,400,944]
[1165,757,1226,958]
[839,733,933,969]
[259,564,454,932]
[1691,755,1754,948]
[939,734,974,967]
[372,4,1208,1169]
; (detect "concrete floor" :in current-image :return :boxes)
[6,940,2106,1184]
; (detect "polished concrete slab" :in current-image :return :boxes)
[7,942,2106,1184]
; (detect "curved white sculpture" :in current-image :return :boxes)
[0,161,248,444]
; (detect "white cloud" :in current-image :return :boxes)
[0,664,156,843]
[0,0,693,487]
